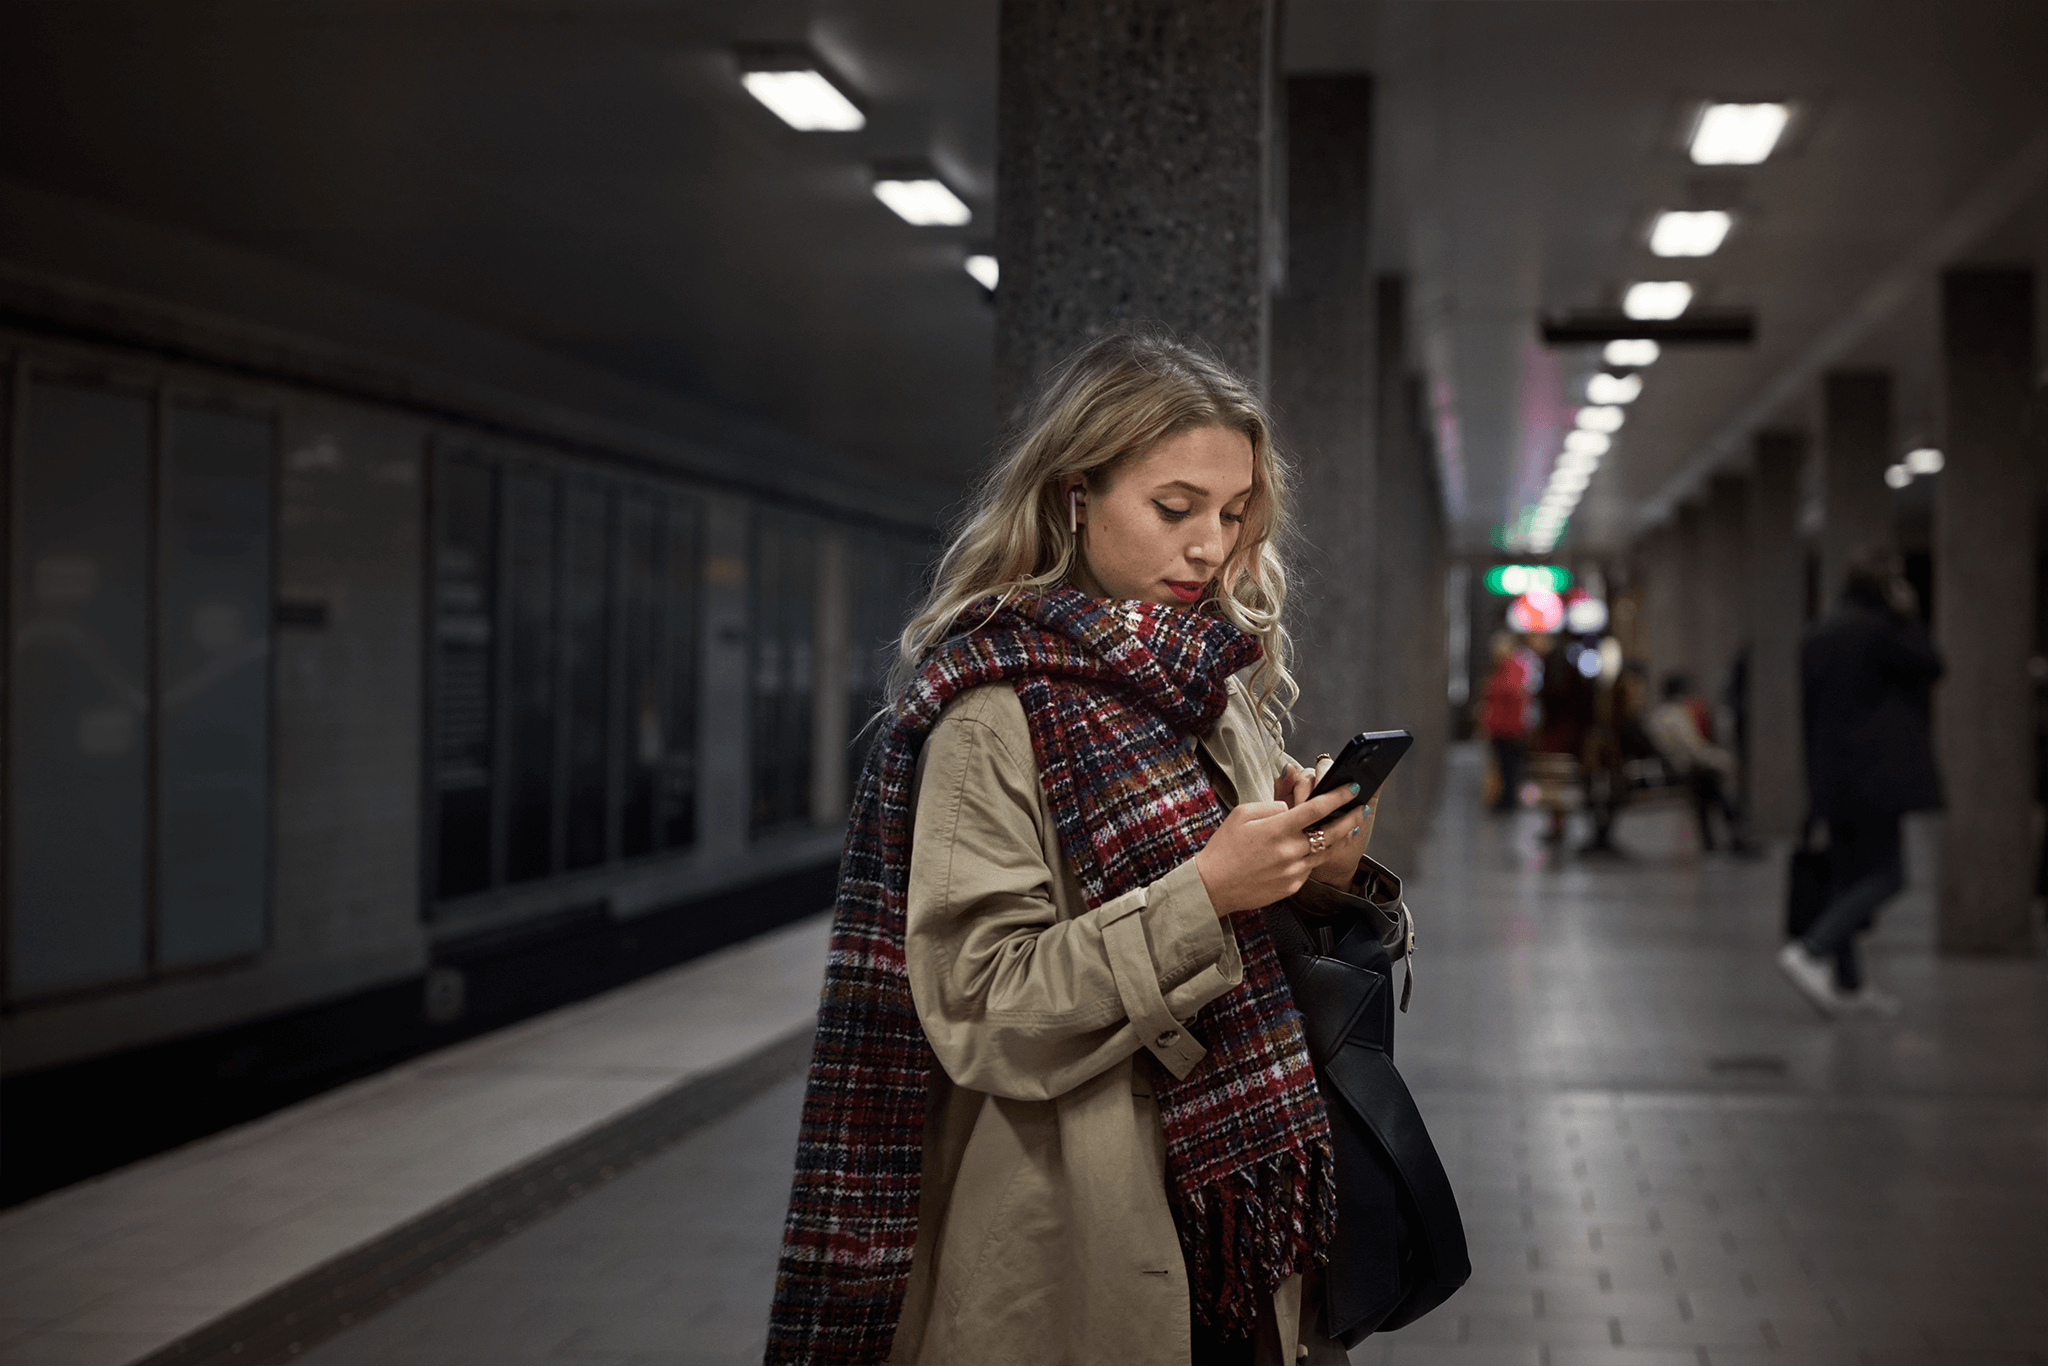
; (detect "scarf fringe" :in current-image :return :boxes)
[1175,1147,1341,1334]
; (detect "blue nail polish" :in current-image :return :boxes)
[1361,804,1372,815]
[1348,782,1361,795]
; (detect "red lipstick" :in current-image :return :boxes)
[1165,580,1205,603]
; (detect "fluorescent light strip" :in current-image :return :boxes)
[965,254,999,290]
[1586,372,1642,404]
[1651,210,1733,258]
[1604,339,1661,368]
[1624,281,1693,320]
[1690,102,1790,166]
[874,179,972,226]
[740,70,865,132]
[1576,405,1625,434]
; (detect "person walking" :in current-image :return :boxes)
[1777,548,1943,1017]
[766,332,1407,1365]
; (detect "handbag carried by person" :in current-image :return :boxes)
[1785,815,1830,940]
[1270,859,1470,1347]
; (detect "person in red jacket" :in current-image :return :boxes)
[1480,632,1537,813]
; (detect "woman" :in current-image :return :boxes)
[768,332,1402,1366]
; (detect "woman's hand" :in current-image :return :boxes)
[1276,762,1375,886]
[1194,783,1359,916]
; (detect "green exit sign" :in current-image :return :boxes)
[1484,564,1572,596]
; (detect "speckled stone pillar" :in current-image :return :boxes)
[993,0,1277,417]
[1270,74,1376,756]
[1745,431,1806,838]
[1821,371,1895,606]
[1935,269,2037,957]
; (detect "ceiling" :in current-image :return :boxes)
[3,0,2045,551]
[1369,0,2048,549]
[0,0,1002,493]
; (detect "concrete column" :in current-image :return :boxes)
[1700,474,1749,704]
[1370,361,1448,876]
[993,0,1278,415]
[1636,525,1679,688]
[1667,501,1705,693]
[1269,74,1375,753]
[1820,371,1895,606]
[1746,431,1806,838]
[1935,268,2037,956]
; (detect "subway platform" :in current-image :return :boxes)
[4,744,2045,1366]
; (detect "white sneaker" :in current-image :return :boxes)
[1776,942,1843,1018]
[1838,986,1903,1018]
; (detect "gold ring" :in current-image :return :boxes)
[1306,827,1328,855]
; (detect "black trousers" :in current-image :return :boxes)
[1687,768,1742,851]
[1489,736,1525,810]
[1801,811,1904,992]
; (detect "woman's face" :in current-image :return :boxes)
[1066,425,1255,606]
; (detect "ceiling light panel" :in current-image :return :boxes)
[1906,447,1945,474]
[1586,373,1642,404]
[1624,281,1693,320]
[1564,430,1611,458]
[740,69,865,131]
[965,255,999,290]
[1576,405,1625,433]
[874,178,972,226]
[1603,339,1661,368]
[1650,210,1733,258]
[1690,102,1790,165]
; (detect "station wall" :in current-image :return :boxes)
[0,292,931,1200]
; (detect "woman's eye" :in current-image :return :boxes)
[1222,510,1246,525]
[1152,501,1191,520]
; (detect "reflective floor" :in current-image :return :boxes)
[300,745,2048,1366]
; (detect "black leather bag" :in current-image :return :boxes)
[1785,816,1830,940]
[1270,863,1470,1347]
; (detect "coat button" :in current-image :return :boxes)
[1156,1028,1180,1048]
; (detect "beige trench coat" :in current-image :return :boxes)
[886,675,1395,1366]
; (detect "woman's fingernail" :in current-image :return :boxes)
[1349,782,1361,795]
[1351,826,1361,837]
[1361,804,1372,815]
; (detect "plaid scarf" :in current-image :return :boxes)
[766,586,1335,1364]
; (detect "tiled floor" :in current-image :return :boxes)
[300,745,2048,1365]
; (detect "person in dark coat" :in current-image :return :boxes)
[1777,548,1944,1017]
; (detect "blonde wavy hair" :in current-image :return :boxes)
[890,329,1298,727]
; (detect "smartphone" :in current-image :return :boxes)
[1307,729,1413,827]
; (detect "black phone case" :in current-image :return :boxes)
[1309,730,1413,827]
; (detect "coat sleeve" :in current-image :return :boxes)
[904,690,1244,1103]
[1874,618,1945,691]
